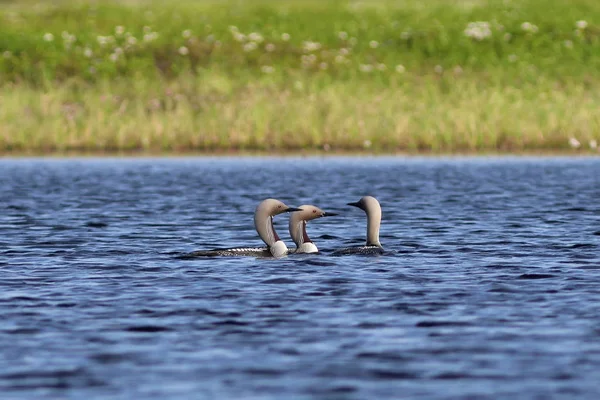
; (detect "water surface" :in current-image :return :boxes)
[1,156,600,399]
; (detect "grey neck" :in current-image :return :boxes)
[365,208,382,247]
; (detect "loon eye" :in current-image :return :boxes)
[277,205,282,209]
[312,209,317,214]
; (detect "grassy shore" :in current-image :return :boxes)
[1,0,600,154]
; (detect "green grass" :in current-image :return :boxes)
[1,0,600,154]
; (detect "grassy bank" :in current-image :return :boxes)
[1,0,600,153]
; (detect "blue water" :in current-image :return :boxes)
[1,156,600,399]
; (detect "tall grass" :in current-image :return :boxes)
[1,0,600,153]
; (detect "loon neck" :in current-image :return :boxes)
[365,209,381,248]
[290,220,312,245]
[255,213,281,247]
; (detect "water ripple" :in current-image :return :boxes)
[1,157,600,399]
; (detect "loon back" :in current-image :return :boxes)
[331,245,385,256]
[179,247,271,258]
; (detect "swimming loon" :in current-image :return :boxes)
[288,205,338,254]
[333,196,384,255]
[183,199,302,258]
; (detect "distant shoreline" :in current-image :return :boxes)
[1,150,598,159]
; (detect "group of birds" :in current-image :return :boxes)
[186,196,384,258]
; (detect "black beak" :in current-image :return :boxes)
[286,207,303,212]
[347,202,360,208]
[322,212,338,217]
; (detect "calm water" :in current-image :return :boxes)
[1,156,600,399]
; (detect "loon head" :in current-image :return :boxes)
[288,205,338,251]
[254,199,302,251]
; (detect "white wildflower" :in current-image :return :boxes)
[178,46,189,55]
[109,53,119,62]
[369,40,379,48]
[233,32,246,42]
[464,21,492,41]
[338,31,348,40]
[265,43,276,52]
[248,32,264,43]
[395,64,406,73]
[339,48,350,56]
[182,29,192,38]
[243,42,257,52]
[43,33,54,42]
[319,62,328,70]
[521,22,539,33]
[589,139,598,149]
[143,32,158,42]
[83,48,93,58]
[359,64,373,73]
[281,33,290,41]
[114,47,123,55]
[377,63,386,71]
[569,137,581,148]
[127,36,137,45]
[261,65,274,74]
[434,65,444,74]
[302,41,321,52]
[301,54,317,66]
[335,55,347,64]
[97,36,108,46]
[115,26,125,35]
[363,140,372,148]
[576,20,588,30]
[229,26,239,33]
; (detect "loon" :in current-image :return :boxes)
[183,199,302,258]
[288,205,338,254]
[333,196,385,255]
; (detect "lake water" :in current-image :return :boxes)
[1,156,600,399]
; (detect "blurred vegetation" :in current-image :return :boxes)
[1,0,599,153]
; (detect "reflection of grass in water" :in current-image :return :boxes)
[1,0,599,153]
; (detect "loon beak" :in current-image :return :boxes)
[286,207,303,212]
[322,212,338,217]
[347,202,360,208]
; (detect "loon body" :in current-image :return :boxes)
[183,199,301,258]
[333,196,384,255]
[288,205,337,254]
